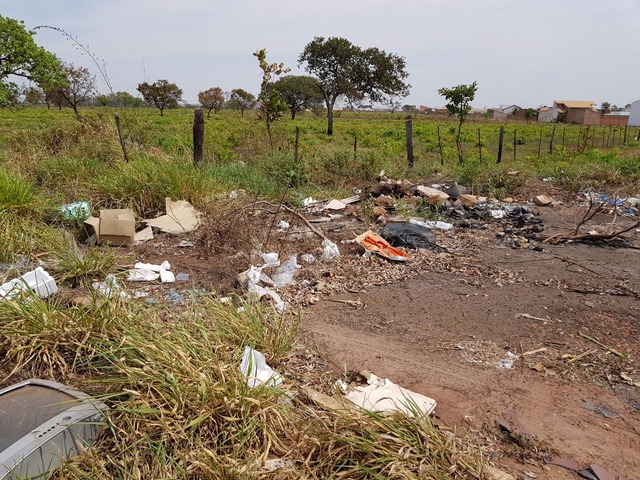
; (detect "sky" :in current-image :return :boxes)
[3,0,640,109]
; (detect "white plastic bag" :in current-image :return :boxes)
[272,255,297,287]
[321,239,340,261]
[239,346,283,388]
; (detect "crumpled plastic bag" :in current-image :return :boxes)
[239,346,283,388]
[321,239,340,261]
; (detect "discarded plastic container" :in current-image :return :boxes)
[55,201,90,222]
[272,255,297,287]
[409,218,454,231]
[0,267,57,300]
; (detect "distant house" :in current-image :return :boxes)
[629,99,640,127]
[487,108,508,121]
[499,105,521,115]
[538,106,559,123]
[601,111,629,126]
[554,100,600,125]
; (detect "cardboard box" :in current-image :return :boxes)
[85,209,135,246]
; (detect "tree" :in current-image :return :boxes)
[44,63,95,117]
[198,87,225,118]
[228,88,255,117]
[136,79,182,116]
[23,86,44,106]
[253,49,289,148]
[96,91,142,108]
[437,81,478,164]
[272,75,323,119]
[0,15,65,106]
[600,102,611,114]
[299,36,410,135]
[524,108,537,123]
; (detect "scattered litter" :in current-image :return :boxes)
[321,239,340,261]
[355,230,413,261]
[409,218,454,231]
[262,458,291,472]
[85,208,136,246]
[303,387,355,410]
[544,457,629,480]
[445,182,465,198]
[456,341,517,369]
[416,185,449,203]
[178,240,194,248]
[159,268,175,283]
[533,195,553,206]
[272,255,298,287]
[134,226,154,245]
[134,261,171,272]
[229,189,246,199]
[243,257,288,312]
[325,199,347,210]
[339,195,360,205]
[176,273,189,282]
[302,197,316,207]
[300,253,315,264]
[127,269,159,282]
[516,313,551,323]
[343,371,436,416]
[92,274,128,299]
[144,198,200,234]
[490,210,507,219]
[0,267,58,299]
[133,291,147,299]
[239,346,283,388]
[55,200,91,222]
[276,220,290,231]
[380,223,437,249]
[582,400,620,419]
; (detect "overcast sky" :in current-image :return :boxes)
[3,0,640,109]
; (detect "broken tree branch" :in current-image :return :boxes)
[579,331,624,358]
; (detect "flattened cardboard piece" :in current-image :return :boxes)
[84,209,135,246]
[144,198,200,234]
[134,226,154,245]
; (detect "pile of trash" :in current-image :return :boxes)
[580,190,640,217]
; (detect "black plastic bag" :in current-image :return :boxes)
[380,223,437,249]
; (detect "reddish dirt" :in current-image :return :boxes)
[302,207,640,479]
[125,194,640,478]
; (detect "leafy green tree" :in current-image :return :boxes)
[96,91,142,108]
[253,49,289,148]
[228,88,256,117]
[600,102,611,114]
[299,36,410,135]
[525,108,537,123]
[0,15,65,106]
[137,79,182,116]
[437,81,478,164]
[273,75,323,119]
[198,87,225,118]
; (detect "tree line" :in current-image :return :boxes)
[2,14,482,141]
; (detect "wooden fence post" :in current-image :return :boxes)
[606,125,612,147]
[537,129,542,159]
[623,126,628,144]
[477,128,482,162]
[612,127,616,147]
[294,126,300,163]
[497,126,504,163]
[353,134,357,162]
[549,124,557,154]
[193,109,204,166]
[513,128,517,160]
[405,120,413,168]
[577,127,582,151]
[561,127,566,149]
[437,126,443,165]
[591,127,595,149]
[115,114,129,162]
